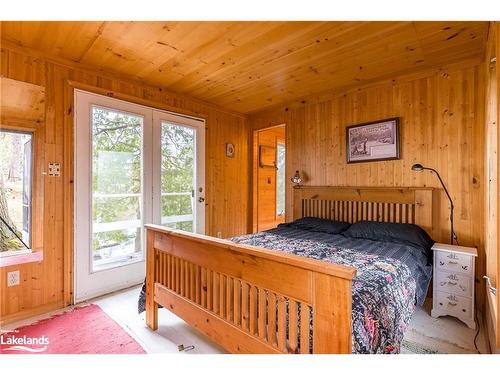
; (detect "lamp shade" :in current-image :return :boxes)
[411,163,424,171]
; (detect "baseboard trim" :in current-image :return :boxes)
[0,301,65,326]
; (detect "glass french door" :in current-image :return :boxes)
[74,90,205,302]
[153,112,205,234]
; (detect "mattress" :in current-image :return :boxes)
[265,225,432,306]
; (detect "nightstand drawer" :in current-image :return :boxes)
[435,270,472,297]
[435,291,473,320]
[436,251,472,274]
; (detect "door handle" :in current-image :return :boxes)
[198,197,205,203]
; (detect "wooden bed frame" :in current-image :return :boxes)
[145,186,436,354]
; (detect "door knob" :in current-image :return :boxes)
[198,197,205,203]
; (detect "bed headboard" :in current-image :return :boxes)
[292,186,437,236]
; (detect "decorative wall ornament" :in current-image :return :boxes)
[226,143,235,158]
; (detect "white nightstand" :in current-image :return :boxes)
[431,243,477,329]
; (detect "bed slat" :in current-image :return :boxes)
[258,289,267,340]
[234,278,241,326]
[300,303,310,354]
[288,300,298,353]
[277,295,286,352]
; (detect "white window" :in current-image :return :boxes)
[0,130,32,254]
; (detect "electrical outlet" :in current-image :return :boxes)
[7,271,20,287]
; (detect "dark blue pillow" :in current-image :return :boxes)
[342,220,434,249]
[284,217,351,234]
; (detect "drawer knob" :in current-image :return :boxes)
[448,302,458,306]
[448,261,458,265]
[448,281,457,286]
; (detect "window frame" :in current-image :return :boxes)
[0,123,43,265]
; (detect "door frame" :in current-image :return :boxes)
[66,83,207,304]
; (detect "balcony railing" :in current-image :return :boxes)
[92,191,194,233]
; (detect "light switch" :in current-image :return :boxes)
[48,163,61,177]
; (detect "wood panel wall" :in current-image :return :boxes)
[250,60,487,309]
[484,22,500,351]
[0,42,249,323]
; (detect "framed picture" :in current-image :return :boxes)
[346,117,400,163]
[226,143,235,158]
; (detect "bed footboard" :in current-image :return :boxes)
[145,225,356,354]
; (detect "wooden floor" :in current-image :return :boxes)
[2,285,490,354]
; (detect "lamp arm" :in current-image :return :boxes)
[424,167,454,210]
[424,167,456,244]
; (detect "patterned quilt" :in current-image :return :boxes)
[231,232,417,354]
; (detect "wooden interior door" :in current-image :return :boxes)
[254,125,285,232]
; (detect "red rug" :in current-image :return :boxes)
[0,304,146,354]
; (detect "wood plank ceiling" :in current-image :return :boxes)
[0,21,489,113]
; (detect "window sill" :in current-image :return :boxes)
[0,250,43,267]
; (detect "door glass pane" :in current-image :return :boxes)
[276,143,285,216]
[161,122,195,232]
[91,106,143,271]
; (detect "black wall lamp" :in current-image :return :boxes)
[411,163,457,245]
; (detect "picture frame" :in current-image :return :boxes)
[346,117,400,164]
[226,143,235,158]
